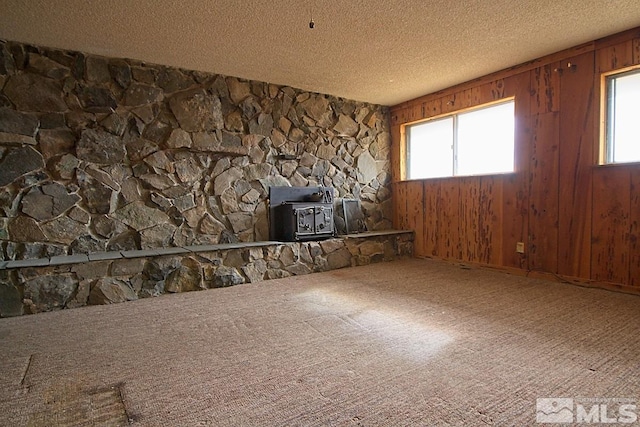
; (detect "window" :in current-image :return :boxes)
[603,67,640,164]
[406,99,515,179]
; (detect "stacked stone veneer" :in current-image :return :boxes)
[0,40,392,261]
[0,39,404,316]
[0,233,414,316]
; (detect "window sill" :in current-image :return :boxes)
[595,161,640,169]
[398,171,517,183]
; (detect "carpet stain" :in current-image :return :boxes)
[27,382,131,427]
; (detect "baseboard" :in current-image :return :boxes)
[414,255,640,297]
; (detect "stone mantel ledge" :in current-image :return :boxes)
[343,230,414,239]
[0,231,414,317]
[0,241,282,270]
[0,232,413,270]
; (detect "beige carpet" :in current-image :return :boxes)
[1,258,639,426]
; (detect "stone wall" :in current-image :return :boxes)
[0,40,392,261]
[0,232,414,316]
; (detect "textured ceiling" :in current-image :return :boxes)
[1,0,640,106]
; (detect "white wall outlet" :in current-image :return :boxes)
[516,242,525,253]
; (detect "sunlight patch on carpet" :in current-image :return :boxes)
[296,288,454,361]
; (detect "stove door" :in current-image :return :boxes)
[293,205,334,239]
[314,206,333,234]
[295,207,317,237]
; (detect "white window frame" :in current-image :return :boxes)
[403,98,515,180]
[601,65,640,165]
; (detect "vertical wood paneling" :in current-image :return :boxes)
[458,177,480,263]
[528,112,560,272]
[390,124,403,182]
[406,103,419,123]
[483,79,505,101]
[412,103,424,121]
[475,79,507,103]
[528,61,560,272]
[630,169,640,287]
[501,174,528,269]
[439,179,461,259]
[391,107,409,125]
[392,182,408,230]
[423,180,440,256]
[591,167,630,284]
[477,177,492,264]
[596,41,634,73]
[475,83,490,105]
[531,63,560,114]
[557,52,595,278]
[425,98,442,118]
[634,39,640,64]
[479,176,502,265]
[501,72,531,269]
[406,181,425,256]
[441,93,459,115]
[461,87,481,109]
[527,60,560,272]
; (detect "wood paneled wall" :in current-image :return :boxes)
[390,27,640,294]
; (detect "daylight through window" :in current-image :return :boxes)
[604,68,640,164]
[406,99,515,179]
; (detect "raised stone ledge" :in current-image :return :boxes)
[0,231,414,317]
[0,241,282,269]
[343,230,413,239]
[0,235,412,270]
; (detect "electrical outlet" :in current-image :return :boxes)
[516,242,525,254]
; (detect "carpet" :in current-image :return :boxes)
[1,258,638,426]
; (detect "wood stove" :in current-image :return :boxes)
[269,186,335,242]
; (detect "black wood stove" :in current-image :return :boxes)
[269,186,335,242]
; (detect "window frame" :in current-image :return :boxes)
[402,97,516,180]
[600,64,640,166]
[406,115,455,179]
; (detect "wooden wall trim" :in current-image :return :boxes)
[390,42,594,113]
[594,26,640,50]
[391,25,640,115]
[416,255,640,297]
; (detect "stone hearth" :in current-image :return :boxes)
[0,232,414,316]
